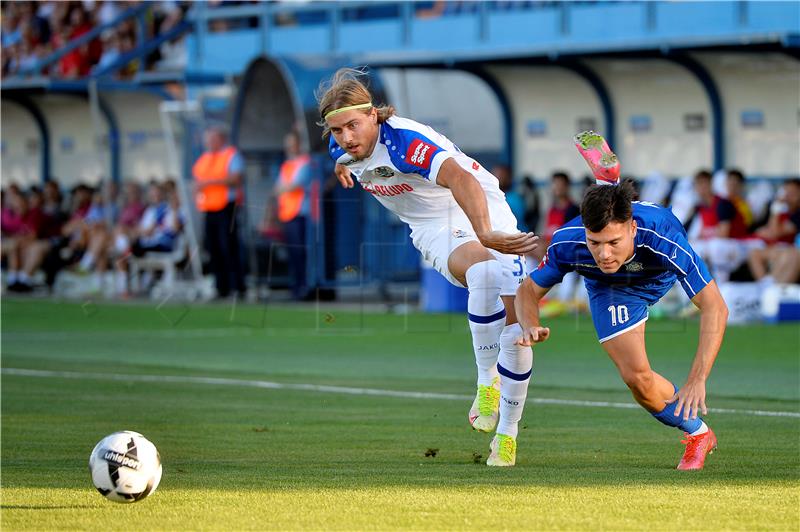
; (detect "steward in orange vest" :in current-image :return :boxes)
[276,154,312,223]
[275,130,313,300]
[193,127,246,298]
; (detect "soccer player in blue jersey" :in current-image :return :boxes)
[515,179,728,470]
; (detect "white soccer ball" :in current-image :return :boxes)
[89,431,162,503]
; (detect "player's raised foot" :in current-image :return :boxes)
[677,428,717,470]
[468,376,501,432]
[574,130,621,185]
[486,434,517,467]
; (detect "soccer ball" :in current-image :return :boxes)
[89,431,162,503]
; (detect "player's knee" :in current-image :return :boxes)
[466,260,503,316]
[621,368,654,396]
[499,323,532,370]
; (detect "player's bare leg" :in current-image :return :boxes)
[602,321,717,470]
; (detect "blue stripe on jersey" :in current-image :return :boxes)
[379,121,445,180]
[467,308,507,324]
[530,203,712,302]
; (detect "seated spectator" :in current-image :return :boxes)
[7,186,65,293]
[93,30,122,74]
[114,181,182,296]
[76,181,119,274]
[748,178,800,284]
[41,183,93,288]
[690,169,764,283]
[2,186,49,292]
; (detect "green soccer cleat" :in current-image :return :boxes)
[486,433,517,467]
[468,376,501,432]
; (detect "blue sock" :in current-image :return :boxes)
[651,384,703,433]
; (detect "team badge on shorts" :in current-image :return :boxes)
[373,166,395,178]
[452,229,470,238]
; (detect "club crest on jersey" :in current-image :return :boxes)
[373,166,395,178]
[452,229,470,239]
[625,261,644,272]
[406,139,434,169]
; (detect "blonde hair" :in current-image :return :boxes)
[316,67,395,138]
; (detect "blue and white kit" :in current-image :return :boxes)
[531,202,713,342]
[329,115,525,294]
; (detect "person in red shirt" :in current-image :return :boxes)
[693,169,764,283]
[748,178,800,283]
[532,172,583,312]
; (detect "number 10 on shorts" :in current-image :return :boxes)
[608,305,629,326]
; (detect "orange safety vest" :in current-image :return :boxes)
[277,155,310,223]
[192,146,238,212]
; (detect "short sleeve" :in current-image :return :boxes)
[530,244,570,289]
[228,151,245,174]
[651,229,712,299]
[384,127,451,181]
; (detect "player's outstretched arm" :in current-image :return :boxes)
[667,280,729,420]
[334,163,355,188]
[514,277,551,346]
[436,159,538,255]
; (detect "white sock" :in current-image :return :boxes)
[18,272,30,284]
[496,323,533,439]
[114,234,130,255]
[689,421,709,436]
[465,260,505,386]
[115,271,127,294]
[79,252,95,271]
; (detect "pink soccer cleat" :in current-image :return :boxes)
[574,130,621,185]
[677,428,717,471]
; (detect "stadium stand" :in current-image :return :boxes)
[1,1,798,320]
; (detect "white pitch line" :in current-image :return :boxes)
[3,368,800,419]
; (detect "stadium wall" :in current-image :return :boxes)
[487,65,604,180]
[102,91,172,183]
[584,57,713,178]
[378,68,503,161]
[1,99,41,187]
[693,52,799,177]
[33,94,107,187]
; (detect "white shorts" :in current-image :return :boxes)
[411,221,526,296]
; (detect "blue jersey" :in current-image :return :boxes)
[531,202,713,342]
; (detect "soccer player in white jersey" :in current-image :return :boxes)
[317,68,538,466]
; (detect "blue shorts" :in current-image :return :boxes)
[588,287,650,343]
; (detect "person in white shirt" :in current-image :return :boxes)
[319,68,539,466]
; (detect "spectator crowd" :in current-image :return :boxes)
[1,1,189,79]
[2,178,184,297]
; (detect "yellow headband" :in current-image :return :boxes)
[324,102,373,121]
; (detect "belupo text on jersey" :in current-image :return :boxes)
[328,115,517,229]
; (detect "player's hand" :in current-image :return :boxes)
[478,231,539,255]
[515,326,550,346]
[335,164,354,188]
[665,378,707,421]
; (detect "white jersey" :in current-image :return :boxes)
[328,115,518,239]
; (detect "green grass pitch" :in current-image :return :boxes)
[2,298,798,530]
